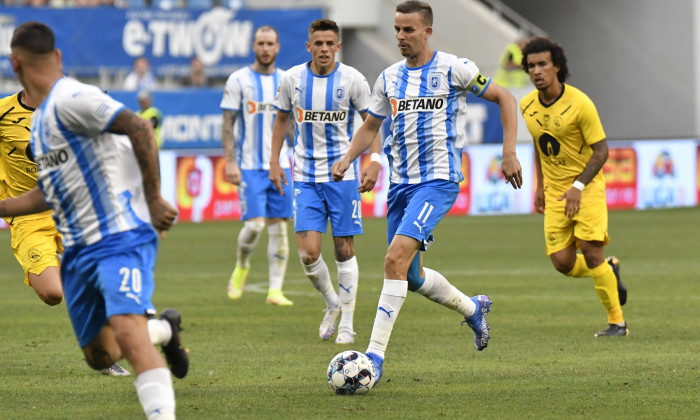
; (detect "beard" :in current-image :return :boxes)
[256,54,275,67]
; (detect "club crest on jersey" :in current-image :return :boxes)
[334,87,345,101]
[295,106,348,123]
[428,73,442,92]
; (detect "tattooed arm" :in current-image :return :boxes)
[558,139,609,219]
[108,108,177,233]
[222,109,242,185]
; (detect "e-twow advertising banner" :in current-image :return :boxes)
[0,7,322,77]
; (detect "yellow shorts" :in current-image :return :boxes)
[8,212,63,285]
[543,198,610,256]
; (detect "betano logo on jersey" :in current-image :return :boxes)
[294,106,347,123]
[246,101,276,114]
[36,148,69,171]
[390,97,446,117]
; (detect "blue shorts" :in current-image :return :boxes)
[61,225,158,348]
[240,169,293,220]
[294,181,362,236]
[387,180,459,251]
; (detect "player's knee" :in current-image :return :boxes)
[39,291,63,306]
[299,250,320,266]
[33,283,64,306]
[333,237,355,262]
[552,258,574,274]
[82,345,115,371]
[239,220,265,245]
[383,252,406,278]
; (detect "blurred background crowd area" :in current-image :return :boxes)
[0,0,693,141]
[0,0,239,9]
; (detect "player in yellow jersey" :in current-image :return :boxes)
[519,37,628,337]
[0,90,130,374]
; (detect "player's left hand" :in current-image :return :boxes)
[358,161,381,193]
[501,154,523,189]
[149,197,178,233]
[558,187,581,219]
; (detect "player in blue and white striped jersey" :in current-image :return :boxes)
[332,1,523,383]
[1,21,189,419]
[220,26,294,306]
[269,19,381,345]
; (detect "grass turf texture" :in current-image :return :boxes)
[1,207,698,419]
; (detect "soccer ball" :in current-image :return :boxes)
[326,350,376,395]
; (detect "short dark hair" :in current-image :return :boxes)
[255,25,279,42]
[521,37,570,83]
[11,21,55,54]
[396,1,433,26]
[308,19,339,36]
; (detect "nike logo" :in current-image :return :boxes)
[354,220,362,227]
[529,111,538,117]
[273,253,287,261]
[11,117,25,124]
[295,87,303,93]
[378,306,394,318]
[338,283,352,294]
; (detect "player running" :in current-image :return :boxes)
[331,1,522,382]
[520,37,628,337]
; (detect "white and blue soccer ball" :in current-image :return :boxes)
[327,350,376,395]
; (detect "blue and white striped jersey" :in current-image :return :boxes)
[221,66,290,170]
[369,51,490,184]
[274,62,370,183]
[30,77,152,248]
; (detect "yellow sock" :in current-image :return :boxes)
[590,261,624,324]
[567,254,592,277]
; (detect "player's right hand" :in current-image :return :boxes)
[269,162,287,195]
[225,161,242,185]
[534,187,545,214]
[331,160,350,182]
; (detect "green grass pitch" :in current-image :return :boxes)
[1,207,698,419]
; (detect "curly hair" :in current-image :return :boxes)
[521,37,570,83]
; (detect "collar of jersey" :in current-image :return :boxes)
[305,61,340,78]
[404,50,438,70]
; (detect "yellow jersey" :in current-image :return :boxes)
[520,84,607,199]
[0,91,51,222]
